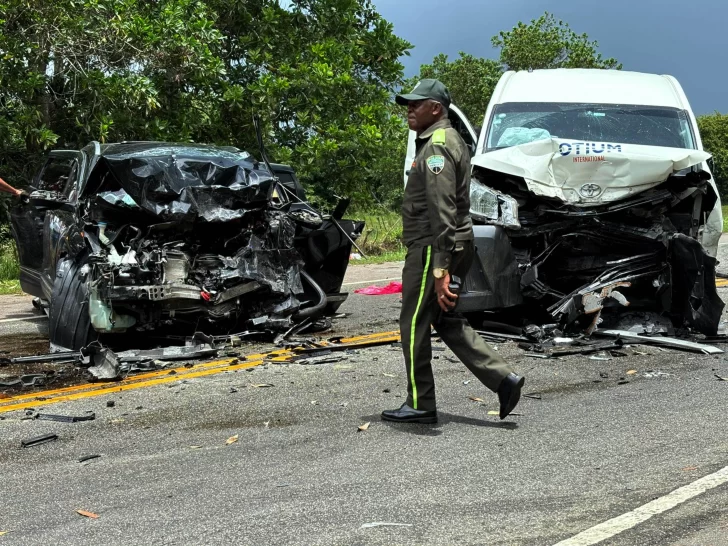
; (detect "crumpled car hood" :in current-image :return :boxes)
[85,146,276,222]
[471,138,711,206]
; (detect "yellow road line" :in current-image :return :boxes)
[717,278,728,287]
[0,331,403,413]
[1,356,253,404]
[0,358,266,413]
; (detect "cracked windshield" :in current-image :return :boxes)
[486,103,696,150]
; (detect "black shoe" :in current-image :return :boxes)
[381,403,438,424]
[498,373,525,419]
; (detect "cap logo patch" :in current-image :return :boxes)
[426,155,445,174]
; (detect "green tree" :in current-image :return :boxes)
[698,113,728,198]
[408,52,502,122]
[0,0,411,209]
[493,12,622,71]
[206,0,411,206]
[408,12,621,124]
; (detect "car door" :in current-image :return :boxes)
[403,103,478,187]
[10,151,82,298]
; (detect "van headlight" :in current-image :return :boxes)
[469,178,521,228]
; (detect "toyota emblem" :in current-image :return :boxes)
[579,183,602,198]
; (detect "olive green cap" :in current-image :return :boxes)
[395,78,451,108]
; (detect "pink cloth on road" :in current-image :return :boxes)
[353,281,403,295]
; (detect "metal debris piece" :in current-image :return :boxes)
[297,355,346,365]
[361,522,413,529]
[36,412,95,423]
[84,346,122,380]
[116,343,217,363]
[613,312,672,335]
[21,433,59,448]
[643,371,672,379]
[78,454,101,463]
[595,330,723,355]
[0,374,49,388]
[548,341,624,357]
[475,330,530,343]
[7,352,82,365]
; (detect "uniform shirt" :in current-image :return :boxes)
[402,118,473,270]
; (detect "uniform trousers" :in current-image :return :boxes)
[400,240,513,411]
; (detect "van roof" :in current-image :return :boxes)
[492,69,688,109]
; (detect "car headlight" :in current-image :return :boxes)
[469,178,521,228]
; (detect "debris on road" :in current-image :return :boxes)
[225,434,239,445]
[0,374,48,388]
[353,281,403,295]
[21,433,59,448]
[643,371,672,379]
[75,510,99,519]
[360,522,412,529]
[78,454,101,463]
[36,412,95,423]
[358,422,371,431]
[715,374,728,381]
[594,330,723,354]
[84,345,123,380]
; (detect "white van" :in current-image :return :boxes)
[405,69,724,335]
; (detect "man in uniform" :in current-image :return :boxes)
[382,79,524,424]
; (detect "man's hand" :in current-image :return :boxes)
[435,272,457,312]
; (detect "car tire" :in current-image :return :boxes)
[49,256,97,350]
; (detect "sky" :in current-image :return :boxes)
[372,0,727,116]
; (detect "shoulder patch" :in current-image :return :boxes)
[432,128,446,146]
[426,155,445,174]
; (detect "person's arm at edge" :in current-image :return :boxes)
[0,176,23,197]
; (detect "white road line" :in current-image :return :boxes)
[342,277,401,287]
[0,316,46,324]
[553,464,728,546]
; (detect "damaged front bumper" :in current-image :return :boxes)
[460,139,725,336]
[60,144,363,344]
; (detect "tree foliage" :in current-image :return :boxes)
[492,12,622,71]
[409,52,502,123]
[411,12,621,126]
[698,113,728,198]
[0,0,411,207]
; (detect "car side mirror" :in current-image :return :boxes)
[706,157,716,175]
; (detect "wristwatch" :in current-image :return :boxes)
[433,268,448,279]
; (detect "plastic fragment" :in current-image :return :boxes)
[354,281,402,295]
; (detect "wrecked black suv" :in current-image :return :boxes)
[11,141,363,350]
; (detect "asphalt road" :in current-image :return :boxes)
[0,241,727,545]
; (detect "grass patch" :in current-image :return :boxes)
[354,248,406,264]
[0,279,21,295]
[353,210,403,256]
[0,241,20,282]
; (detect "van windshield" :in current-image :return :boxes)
[485,102,695,151]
